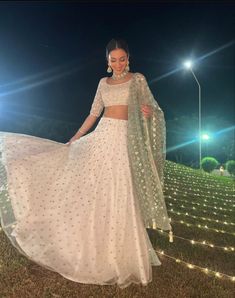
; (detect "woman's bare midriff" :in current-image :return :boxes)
[103,105,128,120]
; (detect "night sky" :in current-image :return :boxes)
[0,1,234,130]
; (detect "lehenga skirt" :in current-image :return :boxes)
[0,116,161,289]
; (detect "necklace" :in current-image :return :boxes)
[111,69,129,80]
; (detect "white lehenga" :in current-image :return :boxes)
[0,76,162,289]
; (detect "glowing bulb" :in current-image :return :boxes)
[176,259,181,263]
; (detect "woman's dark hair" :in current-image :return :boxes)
[105,38,130,61]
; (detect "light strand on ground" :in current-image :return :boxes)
[164,167,234,186]
[165,180,234,197]
[165,164,234,181]
[168,208,235,226]
[169,199,234,212]
[156,228,234,252]
[170,218,235,236]
[164,184,234,203]
[166,176,235,191]
[164,170,234,185]
[166,195,235,212]
[155,249,235,282]
[167,202,231,218]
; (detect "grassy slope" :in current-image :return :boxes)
[0,160,234,298]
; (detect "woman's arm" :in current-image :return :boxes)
[74,114,98,137]
[66,78,104,145]
[66,114,98,145]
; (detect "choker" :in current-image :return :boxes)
[111,69,129,80]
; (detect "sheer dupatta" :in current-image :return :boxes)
[127,73,173,242]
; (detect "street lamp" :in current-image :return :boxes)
[202,133,210,140]
[183,60,202,170]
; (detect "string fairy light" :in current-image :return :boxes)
[161,162,235,282]
[167,201,233,219]
[166,195,235,213]
[166,194,233,209]
[171,218,235,236]
[168,208,235,227]
[167,176,234,190]
[164,184,235,208]
[165,184,234,196]
[164,163,234,190]
[165,178,234,195]
[155,248,235,282]
[167,201,229,218]
[164,185,234,205]
[156,228,234,252]
[165,161,234,180]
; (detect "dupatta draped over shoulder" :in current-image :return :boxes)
[127,72,173,242]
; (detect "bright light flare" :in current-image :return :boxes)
[201,133,210,140]
[183,60,193,69]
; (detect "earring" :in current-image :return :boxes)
[125,60,130,72]
[107,65,112,73]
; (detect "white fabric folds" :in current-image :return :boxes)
[0,117,162,289]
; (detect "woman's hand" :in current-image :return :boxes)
[65,135,80,146]
[141,104,153,118]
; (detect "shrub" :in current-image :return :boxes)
[201,157,219,173]
[226,160,235,177]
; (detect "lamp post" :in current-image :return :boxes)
[183,60,202,170]
[202,133,210,156]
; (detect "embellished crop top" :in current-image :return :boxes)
[89,75,133,117]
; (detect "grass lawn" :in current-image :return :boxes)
[0,160,234,297]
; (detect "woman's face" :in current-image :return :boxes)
[108,48,128,75]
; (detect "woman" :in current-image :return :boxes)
[0,38,173,289]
